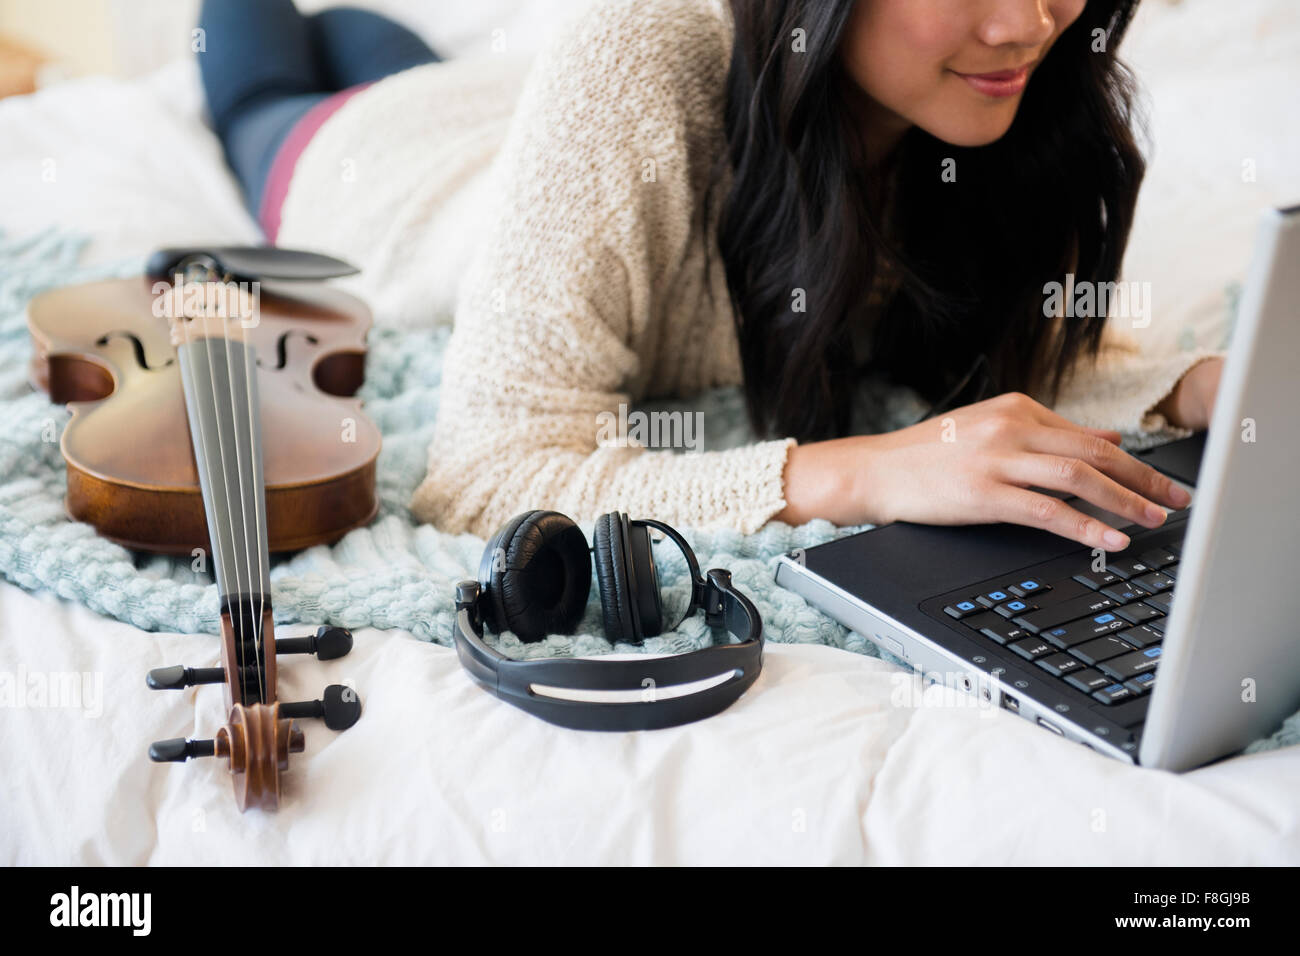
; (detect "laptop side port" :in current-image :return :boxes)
[1001,692,1020,713]
[1036,717,1065,736]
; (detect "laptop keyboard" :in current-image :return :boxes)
[942,525,1185,707]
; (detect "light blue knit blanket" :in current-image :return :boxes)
[1,231,1294,755]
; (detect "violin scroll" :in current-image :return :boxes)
[147,625,362,812]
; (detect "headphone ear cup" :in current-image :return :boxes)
[482,511,591,642]
[593,512,635,643]
[627,521,664,637]
[478,512,532,634]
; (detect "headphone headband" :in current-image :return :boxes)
[453,561,763,731]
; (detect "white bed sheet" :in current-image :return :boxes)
[2,583,1297,865]
[2,0,1299,865]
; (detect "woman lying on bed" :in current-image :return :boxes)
[199,0,1223,548]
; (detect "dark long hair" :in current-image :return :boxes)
[713,0,1146,441]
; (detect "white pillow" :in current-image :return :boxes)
[1120,0,1300,353]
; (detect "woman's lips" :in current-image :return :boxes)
[952,65,1031,98]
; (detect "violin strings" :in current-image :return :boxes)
[237,302,268,708]
[194,303,248,704]
[182,279,251,708]
[219,306,265,708]
[250,325,268,708]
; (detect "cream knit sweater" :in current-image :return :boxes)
[277,0,1217,539]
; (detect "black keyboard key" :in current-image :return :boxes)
[944,599,982,619]
[995,598,1037,619]
[1065,668,1114,694]
[1148,616,1168,634]
[1009,636,1056,661]
[961,610,1003,631]
[1138,548,1178,570]
[975,588,1013,609]
[1143,591,1174,613]
[1116,602,1162,624]
[1070,634,1136,666]
[1040,613,1129,649]
[1162,562,1179,580]
[1131,571,1175,593]
[1124,672,1157,695]
[971,614,1030,646]
[1107,557,1154,579]
[1014,594,1118,633]
[1037,653,1085,677]
[1108,694,1151,727]
[1098,646,1162,681]
[1007,578,1050,598]
[1073,570,1123,590]
[1166,541,1182,557]
[1100,582,1150,604]
[1116,623,1162,649]
[1093,682,1134,705]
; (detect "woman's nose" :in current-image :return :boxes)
[978,0,1058,50]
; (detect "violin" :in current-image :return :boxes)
[27,247,381,810]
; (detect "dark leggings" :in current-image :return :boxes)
[197,0,439,216]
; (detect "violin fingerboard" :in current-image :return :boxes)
[177,334,272,603]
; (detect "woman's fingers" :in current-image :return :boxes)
[999,453,1168,531]
[1023,425,1191,510]
[1082,427,1123,445]
[994,486,1132,551]
[1011,394,1123,444]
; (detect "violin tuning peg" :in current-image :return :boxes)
[149,737,217,763]
[280,684,362,731]
[276,625,353,661]
[146,665,226,690]
[313,625,354,660]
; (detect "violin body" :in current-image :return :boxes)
[28,249,374,811]
[27,276,380,554]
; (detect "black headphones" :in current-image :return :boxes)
[453,510,764,731]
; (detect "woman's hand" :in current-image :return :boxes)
[777,391,1192,550]
[1154,357,1224,430]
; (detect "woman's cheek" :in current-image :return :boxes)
[1052,0,1088,35]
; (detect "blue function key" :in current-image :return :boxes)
[1041,614,1129,650]
[976,589,1011,609]
[1131,571,1175,593]
[1124,672,1157,696]
[1092,682,1134,705]
[994,598,1037,619]
[944,599,982,619]
[1008,578,1051,598]
[1100,582,1149,604]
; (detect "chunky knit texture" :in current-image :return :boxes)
[3,227,1292,754]
[0,231,858,657]
[278,0,1218,540]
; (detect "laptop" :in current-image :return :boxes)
[774,205,1300,771]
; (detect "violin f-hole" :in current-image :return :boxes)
[94,330,174,372]
[258,331,320,371]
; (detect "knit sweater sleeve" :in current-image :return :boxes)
[409,0,793,538]
[1045,322,1223,449]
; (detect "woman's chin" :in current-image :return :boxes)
[924,111,1019,149]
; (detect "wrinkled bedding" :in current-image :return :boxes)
[2,0,1298,865]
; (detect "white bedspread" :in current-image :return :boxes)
[2,0,1299,865]
[3,583,1297,865]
